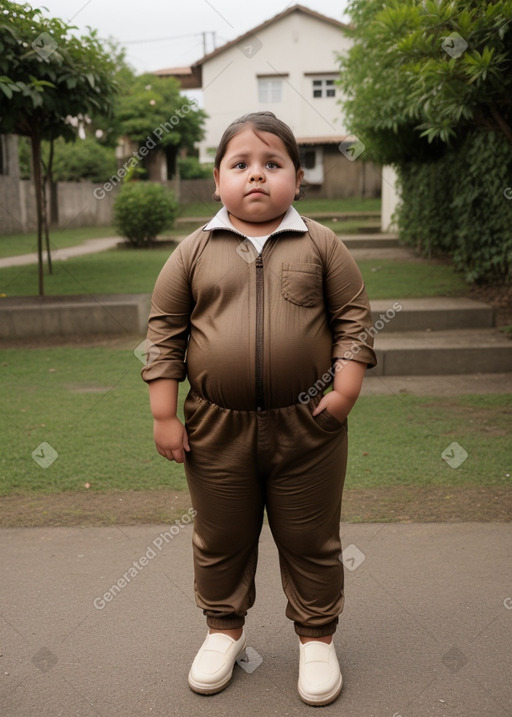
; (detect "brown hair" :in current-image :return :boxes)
[213,111,303,200]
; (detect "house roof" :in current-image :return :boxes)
[191,4,348,69]
[297,136,355,146]
[154,4,348,89]
[153,65,201,89]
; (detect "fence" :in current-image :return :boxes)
[1,170,381,235]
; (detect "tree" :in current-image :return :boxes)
[0,0,118,294]
[44,137,117,183]
[115,73,207,178]
[338,0,512,164]
[337,0,512,283]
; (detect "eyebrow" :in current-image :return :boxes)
[227,151,286,161]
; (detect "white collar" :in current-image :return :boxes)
[203,205,307,238]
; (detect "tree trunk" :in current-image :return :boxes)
[30,130,45,296]
[42,138,54,274]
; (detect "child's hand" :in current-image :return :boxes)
[153,417,190,463]
[312,360,367,424]
[311,391,348,424]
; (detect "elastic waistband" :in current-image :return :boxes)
[188,389,321,414]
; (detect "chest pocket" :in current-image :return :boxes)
[281,263,323,307]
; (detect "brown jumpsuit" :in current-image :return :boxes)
[142,212,377,637]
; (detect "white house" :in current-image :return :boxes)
[155,4,381,199]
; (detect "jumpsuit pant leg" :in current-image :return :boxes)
[264,400,347,638]
[184,391,265,630]
[184,390,347,637]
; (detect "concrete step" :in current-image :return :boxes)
[340,233,400,249]
[0,294,151,338]
[370,297,495,332]
[374,329,512,376]
[361,372,512,396]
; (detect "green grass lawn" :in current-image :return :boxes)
[0,197,382,259]
[0,247,467,300]
[178,197,381,218]
[1,346,509,496]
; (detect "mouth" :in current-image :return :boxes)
[246,188,268,197]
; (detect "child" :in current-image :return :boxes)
[141,111,376,706]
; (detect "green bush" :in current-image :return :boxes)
[51,138,117,183]
[18,136,117,183]
[397,131,512,284]
[113,182,178,247]
[177,156,213,179]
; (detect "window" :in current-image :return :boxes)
[300,150,316,170]
[300,147,324,185]
[258,78,282,103]
[312,78,336,99]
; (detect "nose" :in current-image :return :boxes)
[249,167,265,182]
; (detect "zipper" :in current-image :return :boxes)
[255,255,265,411]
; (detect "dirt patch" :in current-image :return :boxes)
[0,486,510,528]
[341,485,512,523]
[0,490,194,528]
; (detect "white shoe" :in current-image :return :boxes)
[298,639,343,706]
[188,630,247,695]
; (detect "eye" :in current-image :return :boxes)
[234,161,247,169]
[266,161,279,169]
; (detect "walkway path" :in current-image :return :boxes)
[0,230,411,268]
[1,522,510,716]
[0,236,121,268]
[1,236,510,715]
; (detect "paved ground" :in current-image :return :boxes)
[0,234,420,269]
[0,237,121,268]
[2,234,510,715]
[1,522,511,716]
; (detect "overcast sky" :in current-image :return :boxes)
[27,1,350,74]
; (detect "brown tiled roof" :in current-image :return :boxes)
[153,5,348,91]
[191,4,348,68]
[153,67,194,76]
[297,136,356,145]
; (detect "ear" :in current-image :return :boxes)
[213,167,221,197]
[295,169,304,196]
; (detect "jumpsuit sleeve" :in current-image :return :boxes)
[324,234,377,368]
[141,244,193,383]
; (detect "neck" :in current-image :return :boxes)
[228,212,286,237]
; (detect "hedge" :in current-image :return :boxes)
[397,131,512,284]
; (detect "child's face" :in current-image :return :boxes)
[214,127,303,234]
